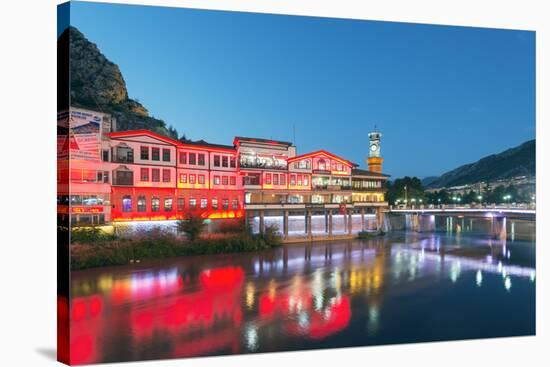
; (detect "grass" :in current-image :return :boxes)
[70,224,281,270]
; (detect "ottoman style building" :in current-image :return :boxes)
[58,107,389,238]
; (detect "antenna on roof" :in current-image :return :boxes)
[374,123,377,131]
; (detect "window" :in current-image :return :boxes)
[212,198,218,210]
[232,198,238,210]
[222,176,228,185]
[304,176,309,186]
[164,197,173,212]
[297,175,302,186]
[198,175,205,184]
[137,196,146,212]
[189,174,196,184]
[222,156,228,167]
[222,199,229,210]
[213,155,220,167]
[189,198,197,209]
[214,176,220,185]
[200,198,208,209]
[318,158,327,171]
[273,174,279,185]
[290,174,296,186]
[102,150,109,162]
[179,152,187,164]
[198,154,205,166]
[230,157,236,168]
[280,174,286,185]
[162,149,171,162]
[140,168,149,182]
[140,146,149,160]
[152,169,160,182]
[162,169,171,182]
[189,153,196,165]
[265,173,272,185]
[230,176,236,186]
[122,196,132,212]
[177,197,185,211]
[151,196,160,212]
[152,148,160,161]
[179,174,187,183]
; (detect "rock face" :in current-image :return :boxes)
[425,139,536,188]
[59,26,179,139]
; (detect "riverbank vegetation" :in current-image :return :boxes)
[70,217,281,270]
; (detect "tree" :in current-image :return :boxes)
[387,176,426,205]
[177,214,206,241]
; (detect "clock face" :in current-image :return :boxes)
[370,144,378,152]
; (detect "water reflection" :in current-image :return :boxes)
[70,230,536,365]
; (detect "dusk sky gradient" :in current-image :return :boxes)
[65,1,535,178]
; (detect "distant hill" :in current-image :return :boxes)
[424,139,535,189]
[58,26,180,139]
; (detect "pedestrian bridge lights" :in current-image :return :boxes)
[367,131,383,174]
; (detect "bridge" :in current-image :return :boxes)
[388,206,535,239]
[390,206,535,220]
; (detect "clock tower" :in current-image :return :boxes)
[367,130,383,173]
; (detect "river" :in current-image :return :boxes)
[69,221,536,365]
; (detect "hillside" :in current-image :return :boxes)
[424,139,535,188]
[58,26,179,139]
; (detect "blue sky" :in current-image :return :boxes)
[64,1,535,178]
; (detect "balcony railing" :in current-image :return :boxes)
[112,155,134,164]
[312,184,352,191]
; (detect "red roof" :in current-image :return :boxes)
[288,149,355,167]
[106,130,181,146]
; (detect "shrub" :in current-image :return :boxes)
[71,226,116,244]
[177,214,206,241]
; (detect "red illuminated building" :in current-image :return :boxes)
[59,107,388,228]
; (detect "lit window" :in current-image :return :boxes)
[304,176,309,186]
[198,175,205,184]
[214,176,220,185]
[265,173,272,185]
[179,174,187,183]
[140,168,149,182]
[212,198,218,210]
[222,176,228,185]
[280,174,286,185]
[137,196,146,212]
[297,175,302,186]
[189,198,197,209]
[290,174,296,186]
[122,195,132,212]
[162,169,170,182]
[273,174,279,185]
[189,174,196,184]
[232,199,238,210]
[164,197,173,212]
[151,196,160,212]
[200,198,208,209]
[222,199,229,210]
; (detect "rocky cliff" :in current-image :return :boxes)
[59,26,179,139]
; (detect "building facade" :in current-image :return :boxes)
[58,107,389,236]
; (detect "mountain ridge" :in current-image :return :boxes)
[423,139,535,188]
